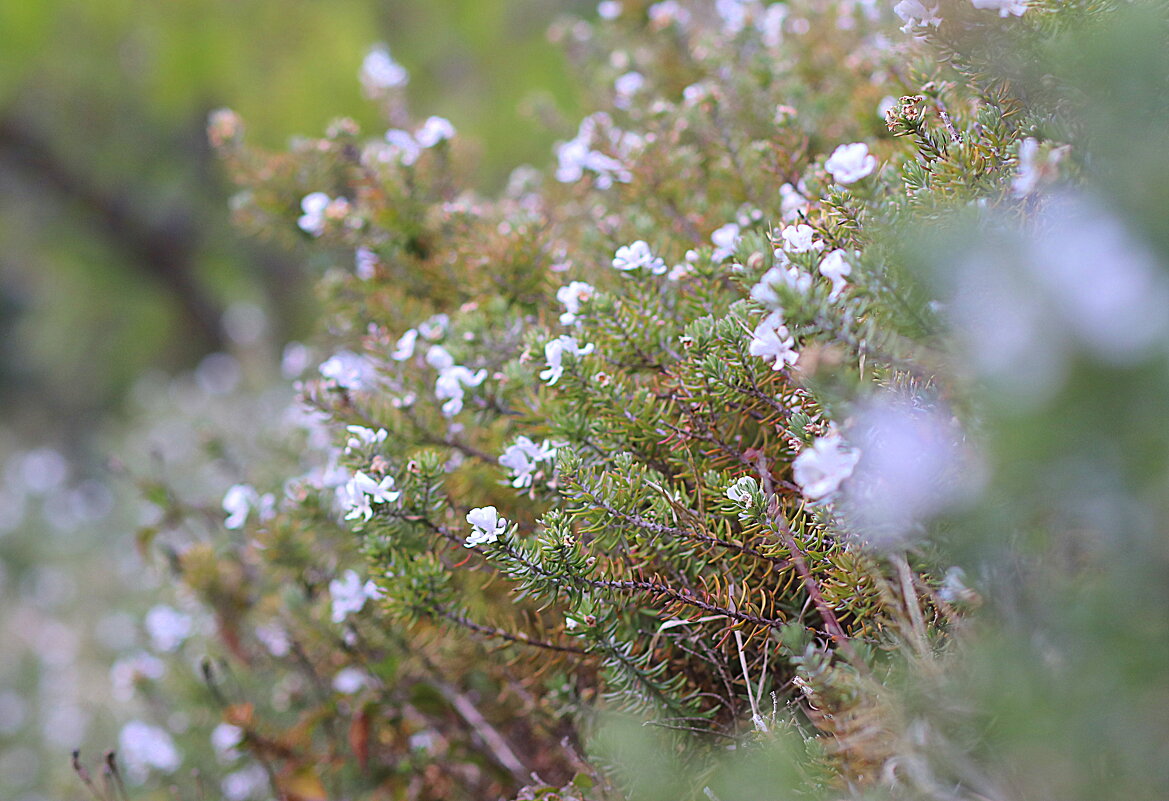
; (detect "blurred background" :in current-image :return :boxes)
[0,2,585,797]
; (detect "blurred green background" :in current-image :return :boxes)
[0,2,585,798]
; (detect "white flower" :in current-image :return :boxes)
[780,223,823,253]
[253,622,290,657]
[793,434,860,500]
[725,476,758,505]
[360,44,408,92]
[435,365,487,417]
[648,0,691,27]
[466,506,508,547]
[614,71,645,108]
[329,570,383,623]
[970,0,1027,16]
[144,606,192,653]
[825,142,878,184]
[749,312,799,370]
[425,344,454,371]
[711,223,741,262]
[598,0,623,19]
[341,471,401,522]
[540,335,595,385]
[320,350,379,390]
[779,182,809,222]
[555,114,632,188]
[332,667,370,694]
[557,281,596,324]
[612,240,666,274]
[893,0,942,32]
[222,484,253,529]
[819,249,852,300]
[221,764,268,801]
[500,436,557,489]
[110,653,165,702]
[119,721,181,780]
[297,192,330,236]
[416,116,455,148]
[210,723,244,762]
[392,329,418,361]
[385,128,421,165]
[345,425,387,453]
[750,258,812,309]
[355,247,378,279]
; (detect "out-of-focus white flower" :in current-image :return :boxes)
[648,0,691,27]
[779,183,808,222]
[466,506,508,547]
[210,723,244,762]
[711,223,741,262]
[598,0,623,19]
[793,434,860,500]
[613,240,666,274]
[253,622,290,657]
[893,0,942,32]
[110,653,165,702]
[500,436,557,489]
[360,44,408,92]
[557,281,596,324]
[749,311,799,370]
[345,425,387,453]
[329,570,383,624]
[555,113,632,188]
[385,129,421,165]
[435,365,487,417]
[332,667,370,694]
[415,116,455,148]
[938,566,975,604]
[297,192,330,236]
[144,606,192,653]
[119,721,181,781]
[392,329,418,361]
[614,71,645,108]
[842,399,980,549]
[780,223,823,253]
[355,247,378,279]
[425,344,454,372]
[222,484,275,530]
[221,764,268,801]
[540,336,595,385]
[418,313,450,340]
[825,142,877,184]
[818,249,852,300]
[320,350,379,391]
[970,0,1027,16]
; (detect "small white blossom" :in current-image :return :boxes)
[614,71,645,109]
[144,605,192,653]
[780,223,823,253]
[893,0,942,32]
[540,335,595,385]
[392,329,418,361]
[725,476,758,505]
[329,570,383,624]
[360,44,408,92]
[332,667,370,694]
[110,652,165,702]
[711,223,741,262]
[222,484,275,530]
[466,506,508,547]
[221,764,269,801]
[416,116,455,148]
[648,0,692,27]
[557,281,596,324]
[297,192,330,236]
[555,114,632,188]
[793,434,860,500]
[320,350,379,390]
[825,142,877,184]
[210,723,244,762]
[749,312,799,370]
[345,425,387,453]
[253,622,290,657]
[341,471,401,522]
[500,436,557,489]
[779,182,809,222]
[612,240,666,274]
[970,0,1027,16]
[819,249,852,300]
[425,344,454,371]
[385,128,421,165]
[435,365,487,417]
[119,721,181,781]
[418,313,450,340]
[355,247,378,279]
[598,0,623,19]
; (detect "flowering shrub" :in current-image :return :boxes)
[114,2,1169,800]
